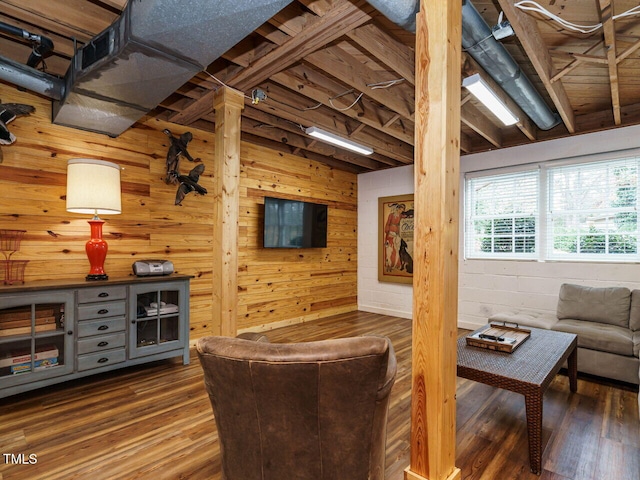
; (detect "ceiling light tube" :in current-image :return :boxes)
[462,73,519,126]
[305,126,374,155]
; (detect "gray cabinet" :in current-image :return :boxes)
[129,281,190,363]
[0,275,191,399]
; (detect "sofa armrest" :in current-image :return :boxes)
[489,310,558,330]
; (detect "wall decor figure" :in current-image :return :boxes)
[163,128,200,184]
[378,194,414,284]
[0,101,35,163]
[174,163,207,206]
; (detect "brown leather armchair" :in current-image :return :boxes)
[196,333,397,480]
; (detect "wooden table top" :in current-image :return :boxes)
[457,326,577,389]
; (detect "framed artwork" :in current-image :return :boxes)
[378,194,414,284]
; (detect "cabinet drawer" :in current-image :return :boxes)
[77,300,126,320]
[77,348,126,372]
[77,332,126,355]
[77,317,125,338]
[77,286,126,304]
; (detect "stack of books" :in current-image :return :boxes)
[0,305,58,337]
[0,344,59,374]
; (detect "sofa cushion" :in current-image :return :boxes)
[489,310,558,330]
[630,290,640,332]
[633,331,640,358]
[552,319,634,357]
[556,283,631,328]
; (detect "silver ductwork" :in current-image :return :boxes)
[367,0,561,130]
[0,55,64,100]
[460,0,560,130]
[366,0,420,32]
[25,0,291,137]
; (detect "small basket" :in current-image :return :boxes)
[1,260,29,285]
[0,230,27,259]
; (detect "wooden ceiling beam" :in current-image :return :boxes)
[459,131,472,153]
[571,53,608,64]
[257,82,414,163]
[241,132,366,174]
[598,0,621,125]
[461,103,503,148]
[616,37,640,64]
[242,106,401,168]
[306,44,415,120]
[169,0,372,125]
[273,65,414,145]
[346,23,415,86]
[497,0,576,133]
[1,0,118,40]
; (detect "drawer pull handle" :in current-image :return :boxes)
[98,341,109,347]
[98,309,109,315]
[97,358,109,364]
[98,325,109,331]
[98,292,109,298]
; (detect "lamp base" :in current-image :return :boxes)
[86,273,109,281]
[85,218,109,281]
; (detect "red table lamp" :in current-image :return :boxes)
[66,159,122,281]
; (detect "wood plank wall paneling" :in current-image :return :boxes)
[0,83,358,338]
[237,143,358,332]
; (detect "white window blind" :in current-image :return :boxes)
[465,170,539,259]
[547,157,639,260]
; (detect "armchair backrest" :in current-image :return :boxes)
[196,334,397,480]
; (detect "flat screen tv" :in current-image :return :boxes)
[263,197,328,248]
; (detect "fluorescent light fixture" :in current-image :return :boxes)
[462,73,519,126]
[305,126,373,155]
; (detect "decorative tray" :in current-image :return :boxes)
[466,322,531,353]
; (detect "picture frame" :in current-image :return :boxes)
[378,194,414,284]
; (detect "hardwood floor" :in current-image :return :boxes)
[0,311,638,480]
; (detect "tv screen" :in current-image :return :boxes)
[263,197,328,248]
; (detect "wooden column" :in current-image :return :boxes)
[405,1,462,480]
[213,87,245,337]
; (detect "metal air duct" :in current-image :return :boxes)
[50,0,293,137]
[366,0,561,130]
[460,0,560,130]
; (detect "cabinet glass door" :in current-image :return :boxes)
[0,293,74,383]
[130,285,184,358]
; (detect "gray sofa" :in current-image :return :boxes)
[489,283,640,386]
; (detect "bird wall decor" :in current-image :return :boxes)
[163,128,200,184]
[0,101,35,163]
[173,163,207,206]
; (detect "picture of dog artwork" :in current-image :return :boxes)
[378,194,414,284]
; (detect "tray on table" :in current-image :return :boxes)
[465,322,531,353]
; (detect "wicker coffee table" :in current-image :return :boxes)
[457,326,578,475]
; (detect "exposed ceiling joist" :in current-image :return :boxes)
[497,0,576,134]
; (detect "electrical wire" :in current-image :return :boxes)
[367,79,405,89]
[201,70,253,100]
[515,0,640,35]
[329,92,364,111]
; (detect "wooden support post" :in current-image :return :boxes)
[405,1,462,480]
[213,87,245,337]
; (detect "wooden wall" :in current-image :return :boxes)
[0,83,358,339]
[238,144,358,332]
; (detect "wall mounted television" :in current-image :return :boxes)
[263,196,328,248]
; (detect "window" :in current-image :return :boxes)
[464,155,640,262]
[548,159,639,260]
[465,170,538,259]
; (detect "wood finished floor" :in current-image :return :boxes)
[0,311,638,480]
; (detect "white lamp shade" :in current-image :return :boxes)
[66,159,122,214]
